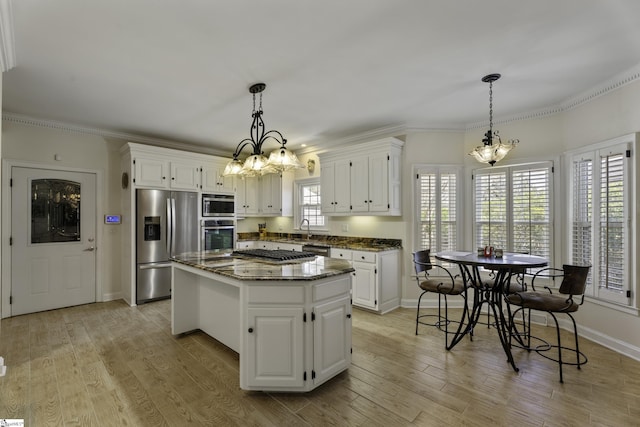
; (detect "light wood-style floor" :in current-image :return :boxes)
[1,300,640,426]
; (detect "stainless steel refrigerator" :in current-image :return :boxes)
[136,189,198,304]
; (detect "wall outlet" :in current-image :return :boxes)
[342,224,349,232]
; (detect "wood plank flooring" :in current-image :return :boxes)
[1,300,639,426]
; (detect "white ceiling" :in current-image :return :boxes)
[3,0,640,155]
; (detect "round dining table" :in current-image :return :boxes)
[434,251,548,372]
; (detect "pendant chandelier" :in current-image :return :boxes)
[469,74,519,166]
[223,83,304,177]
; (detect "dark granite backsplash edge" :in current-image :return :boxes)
[237,232,402,249]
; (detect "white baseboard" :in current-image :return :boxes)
[101,292,123,302]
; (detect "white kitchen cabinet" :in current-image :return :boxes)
[235,177,260,216]
[235,172,293,217]
[313,295,351,384]
[319,138,403,216]
[352,255,377,309]
[242,275,352,391]
[133,158,200,190]
[260,173,283,215]
[272,242,303,251]
[236,241,255,250]
[331,248,400,314]
[133,157,169,188]
[320,159,351,213]
[254,241,275,250]
[246,306,305,388]
[201,160,234,193]
[170,161,201,190]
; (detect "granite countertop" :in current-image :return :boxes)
[171,251,355,281]
[237,232,402,252]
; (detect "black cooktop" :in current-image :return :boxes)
[232,249,317,261]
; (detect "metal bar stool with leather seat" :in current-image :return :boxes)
[413,250,471,349]
[506,264,590,382]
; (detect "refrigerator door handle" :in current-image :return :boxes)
[139,262,172,270]
[166,198,172,255]
[171,198,177,255]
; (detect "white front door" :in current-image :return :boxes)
[11,167,97,315]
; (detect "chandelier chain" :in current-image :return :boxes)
[489,81,493,132]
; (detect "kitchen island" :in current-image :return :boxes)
[171,250,355,392]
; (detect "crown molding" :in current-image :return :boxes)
[0,0,15,72]
[1,112,231,156]
[294,123,408,155]
[465,62,640,131]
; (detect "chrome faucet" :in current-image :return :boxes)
[300,219,311,240]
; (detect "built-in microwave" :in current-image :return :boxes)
[202,193,235,217]
[201,219,235,252]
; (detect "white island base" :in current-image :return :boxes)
[171,262,352,392]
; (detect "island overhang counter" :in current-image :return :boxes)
[171,252,355,392]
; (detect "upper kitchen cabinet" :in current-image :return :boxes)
[235,176,260,216]
[170,161,201,190]
[319,138,403,216]
[123,143,232,192]
[201,159,235,194]
[236,172,293,217]
[320,159,351,214]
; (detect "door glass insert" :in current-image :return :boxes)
[31,179,81,243]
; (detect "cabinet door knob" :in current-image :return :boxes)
[248,328,254,333]
[347,314,351,319]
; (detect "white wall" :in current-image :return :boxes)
[1,121,127,301]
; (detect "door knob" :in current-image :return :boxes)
[84,246,95,252]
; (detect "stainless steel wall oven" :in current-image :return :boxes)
[201,218,235,252]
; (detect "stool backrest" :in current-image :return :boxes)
[559,264,590,296]
[412,250,433,274]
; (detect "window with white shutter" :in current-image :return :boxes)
[415,167,461,252]
[473,162,553,260]
[569,141,632,306]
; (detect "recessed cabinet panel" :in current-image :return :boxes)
[246,307,304,388]
[134,158,169,188]
[170,162,200,190]
[368,153,389,212]
[352,261,377,309]
[313,296,351,384]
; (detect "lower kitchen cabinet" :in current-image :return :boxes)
[332,248,400,314]
[246,306,305,388]
[243,277,352,391]
[313,295,351,384]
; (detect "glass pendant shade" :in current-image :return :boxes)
[469,137,517,166]
[267,147,305,171]
[223,158,244,176]
[241,154,270,177]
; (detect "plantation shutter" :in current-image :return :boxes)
[599,152,625,293]
[474,170,507,250]
[571,157,593,287]
[416,168,459,252]
[511,166,551,258]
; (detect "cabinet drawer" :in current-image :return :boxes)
[247,285,305,304]
[352,250,376,263]
[331,249,352,260]
[313,277,351,302]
